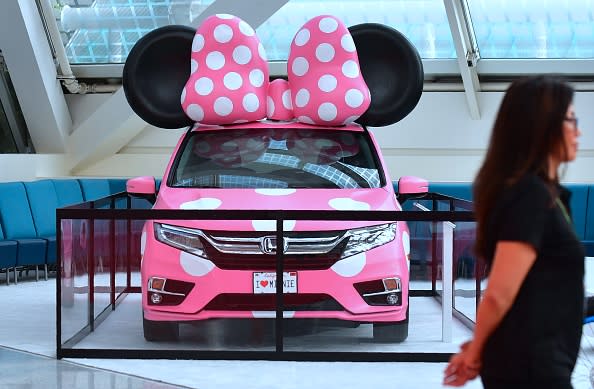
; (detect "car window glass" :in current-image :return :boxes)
[171,127,382,189]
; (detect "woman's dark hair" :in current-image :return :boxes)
[473,75,574,260]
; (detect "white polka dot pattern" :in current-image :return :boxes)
[233,45,251,65]
[252,220,296,231]
[402,230,411,270]
[292,57,309,76]
[182,15,269,124]
[328,197,371,210]
[186,104,205,121]
[319,17,339,33]
[180,251,215,276]
[140,230,147,256]
[255,188,297,196]
[195,77,214,95]
[288,15,370,125]
[243,93,260,112]
[294,28,310,46]
[345,88,364,108]
[402,230,410,256]
[181,14,369,126]
[223,72,243,90]
[206,51,225,70]
[238,20,255,36]
[214,96,233,116]
[192,34,205,52]
[331,252,366,277]
[180,198,222,209]
[214,24,233,43]
[267,79,293,121]
[318,74,337,92]
[295,88,310,108]
[318,102,337,121]
[249,69,265,87]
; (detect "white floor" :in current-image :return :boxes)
[1,272,594,389]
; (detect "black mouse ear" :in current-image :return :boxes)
[348,23,424,127]
[123,25,196,129]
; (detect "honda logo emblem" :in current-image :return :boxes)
[260,236,288,255]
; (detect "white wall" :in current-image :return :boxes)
[1,89,593,183]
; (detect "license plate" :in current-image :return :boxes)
[253,272,297,294]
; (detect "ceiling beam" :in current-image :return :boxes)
[66,87,147,174]
[0,0,71,152]
[443,0,481,119]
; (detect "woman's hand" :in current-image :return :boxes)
[443,341,481,387]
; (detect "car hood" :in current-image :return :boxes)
[152,187,400,231]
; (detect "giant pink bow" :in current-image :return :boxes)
[180,14,371,127]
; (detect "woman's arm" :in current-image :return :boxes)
[467,240,537,357]
[444,240,537,386]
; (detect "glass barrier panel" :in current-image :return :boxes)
[59,195,476,356]
[281,217,474,353]
[452,221,479,323]
[90,219,112,320]
[61,212,277,351]
[60,218,90,346]
[409,220,434,291]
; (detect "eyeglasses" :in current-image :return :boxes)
[564,117,579,129]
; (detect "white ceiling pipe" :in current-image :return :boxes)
[39,0,119,94]
[39,0,81,93]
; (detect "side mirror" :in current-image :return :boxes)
[126,176,156,195]
[398,176,428,194]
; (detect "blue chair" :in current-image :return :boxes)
[429,182,473,203]
[0,223,17,284]
[77,179,116,272]
[0,182,47,283]
[77,178,112,202]
[52,179,87,291]
[24,180,60,280]
[52,179,84,207]
[108,178,128,196]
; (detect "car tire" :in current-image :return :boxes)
[372,306,409,343]
[143,315,179,341]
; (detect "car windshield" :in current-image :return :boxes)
[169,127,384,189]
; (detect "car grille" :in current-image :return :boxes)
[200,230,348,270]
[203,293,344,311]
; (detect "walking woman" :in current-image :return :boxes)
[443,75,585,388]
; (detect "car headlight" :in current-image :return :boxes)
[154,223,207,258]
[341,223,397,259]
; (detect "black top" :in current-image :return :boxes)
[480,174,585,381]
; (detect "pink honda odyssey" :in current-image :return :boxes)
[123,13,425,342]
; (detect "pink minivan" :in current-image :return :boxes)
[123,14,425,342]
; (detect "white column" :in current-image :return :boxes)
[442,221,455,342]
[0,0,71,152]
